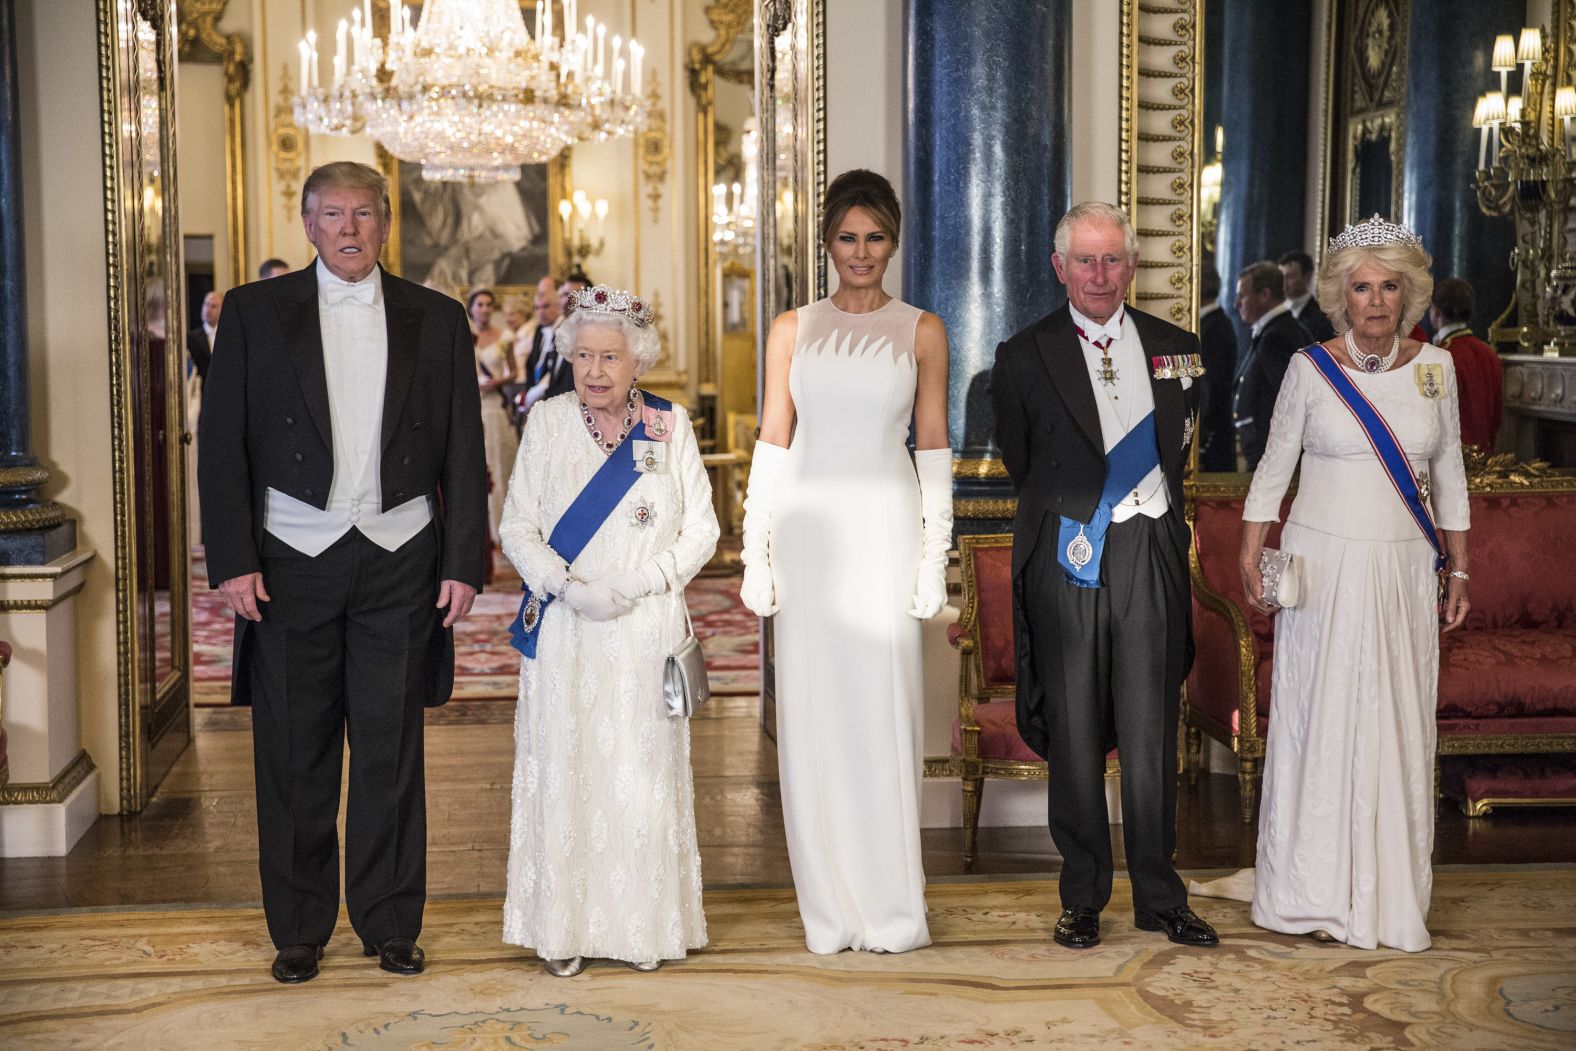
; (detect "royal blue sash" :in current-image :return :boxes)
[1299,344,1445,570]
[1057,411,1160,588]
[508,391,671,657]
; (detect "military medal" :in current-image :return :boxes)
[1096,358,1120,386]
[633,439,666,473]
[1151,353,1206,380]
[1076,319,1120,388]
[650,412,668,437]
[1066,525,1093,569]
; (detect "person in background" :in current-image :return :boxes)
[558,274,590,318]
[1197,267,1238,471]
[470,288,519,545]
[187,290,222,382]
[1234,261,1313,470]
[522,275,575,411]
[258,258,290,280]
[1278,250,1335,343]
[1428,277,1503,451]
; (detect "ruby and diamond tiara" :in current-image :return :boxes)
[569,284,654,327]
[1327,214,1424,254]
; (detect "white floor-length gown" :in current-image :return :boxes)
[1243,346,1469,951]
[477,338,519,543]
[499,394,717,963]
[772,297,930,954]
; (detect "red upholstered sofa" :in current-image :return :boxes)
[944,533,1116,867]
[1185,467,1576,822]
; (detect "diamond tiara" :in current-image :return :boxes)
[1327,214,1424,254]
[568,285,654,327]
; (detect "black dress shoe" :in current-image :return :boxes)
[271,944,323,983]
[363,937,425,975]
[1053,906,1102,948]
[1134,906,1220,946]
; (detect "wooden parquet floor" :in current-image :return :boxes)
[2,696,1573,912]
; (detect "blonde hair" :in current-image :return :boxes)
[1316,241,1434,335]
[1054,202,1139,259]
[301,161,391,219]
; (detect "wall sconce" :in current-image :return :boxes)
[559,189,607,271]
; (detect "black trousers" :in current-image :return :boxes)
[1024,511,1190,914]
[249,525,437,950]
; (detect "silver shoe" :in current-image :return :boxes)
[543,956,586,977]
[626,960,662,972]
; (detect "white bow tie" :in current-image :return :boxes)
[324,280,376,307]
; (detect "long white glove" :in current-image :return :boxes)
[909,448,954,619]
[599,562,669,605]
[739,441,789,616]
[544,564,631,622]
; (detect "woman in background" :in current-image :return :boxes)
[469,287,519,545]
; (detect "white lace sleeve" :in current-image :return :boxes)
[1429,355,1471,531]
[1243,352,1311,522]
[646,406,720,590]
[499,406,569,594]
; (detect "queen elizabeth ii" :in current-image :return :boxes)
[499,285,718,976]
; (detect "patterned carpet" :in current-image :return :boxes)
[3,869,1573,1049]
[190,551,760,704]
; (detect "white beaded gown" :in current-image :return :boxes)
[773,296,930,954]
[1243,346,1469,951]
[499,393,718,962]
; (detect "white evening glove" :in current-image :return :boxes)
[563,579,631,622]
[909,448,954,619]
[739,441,788,616]
[599,562,669,605]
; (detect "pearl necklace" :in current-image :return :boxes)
[581,387,639,453]
[1344,329,1400,374]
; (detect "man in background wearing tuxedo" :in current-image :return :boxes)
[1234,260,1313,469]
[992,202,1218,953]
[1278,250,1335,343]
[520,274,576,411]
[199,161,486,985]
[186,290,221,382]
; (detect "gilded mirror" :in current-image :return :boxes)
[101,0,192,811]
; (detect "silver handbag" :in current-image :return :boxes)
[664,597,710,718]
[1258,547,1303,609]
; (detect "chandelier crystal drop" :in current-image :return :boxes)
[294,0,646,182]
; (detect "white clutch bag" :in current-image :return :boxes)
[1258,548,1303,609]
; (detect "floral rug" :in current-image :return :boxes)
[190,550,759,704]
[3,869,1573,1049]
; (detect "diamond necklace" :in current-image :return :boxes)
[1344,329,1400,374]
[582,387,639,453]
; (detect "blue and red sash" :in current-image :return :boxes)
[1298,344,1445,570]
[1057,411,1160,588]
[508,391,672,657]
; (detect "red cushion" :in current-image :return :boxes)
[1460,492,1576,630]
[967,543,1018,688]
[1441,756,1576,804]
[951,700,1120,765]
[1438,629,1576,718]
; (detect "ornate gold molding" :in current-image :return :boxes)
[0,582,87,613]
[0,749,96,806]
[176,0,250,285]
[953,458,1008,480]
[0,504,67,531]
[639,69,670,224]
[0,466,51,489]
[270,63,305,217]
[1119,0,1201,329]
[955,498,1016,520]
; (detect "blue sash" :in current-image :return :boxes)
[508,391,671,657]
[1057,411,1160,588]
[1299,344,1445,570]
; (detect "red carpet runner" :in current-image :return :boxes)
[190,551,759,705]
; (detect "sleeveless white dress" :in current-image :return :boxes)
[1243,347,1469,951]
[772,297,930,954]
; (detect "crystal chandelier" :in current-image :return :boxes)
[712,120,759,260]
[294,0,646,183]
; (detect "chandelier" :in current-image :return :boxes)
[294,0,646,183]
[712,120,759,260]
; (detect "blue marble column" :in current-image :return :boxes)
[903,0,1071,460]
[1403,0,1521,337]
[0,0,68,563]
[1216,0,1312,348]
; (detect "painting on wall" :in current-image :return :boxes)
[395,160,552,291]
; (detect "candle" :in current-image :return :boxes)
[566,0,577,43]
[594,198,608,235]
[613,56,625,96]
[611,34,621,87]
[631,42,642,94]
[596,23,606,77]
[535,1,541,42]
[299,39,310,93]
[559,198,572,238]
[350,9,361,69]
[363,0,373,39]
[308,31,319,88]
